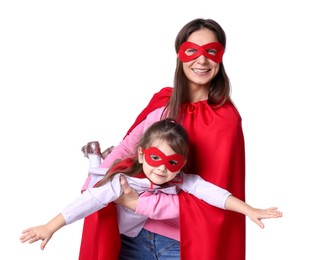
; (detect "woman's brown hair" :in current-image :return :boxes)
[167,18,231,120]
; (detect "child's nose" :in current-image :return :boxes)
[157,164,167,172]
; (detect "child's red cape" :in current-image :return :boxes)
[79,87,245,260]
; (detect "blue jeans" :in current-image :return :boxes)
[119,229,180,260]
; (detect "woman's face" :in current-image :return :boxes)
[182,28,221,89]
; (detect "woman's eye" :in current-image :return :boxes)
[185,48,196,56]
[169,160,179,166]
[150,155,161,161]
[207,49,218,55]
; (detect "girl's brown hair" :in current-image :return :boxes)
[95,118,189,187]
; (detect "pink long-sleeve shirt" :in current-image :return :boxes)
[80,106,231,240]
[101,107,165,168]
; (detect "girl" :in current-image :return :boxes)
[20,119,281,257]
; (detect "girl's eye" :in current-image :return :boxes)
[185,48,197,56]
[206,49,218,56]
[150,155,161,161]
[169,160,179,166]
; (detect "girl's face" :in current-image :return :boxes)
[182,28,221,90]
[138,140,185,185]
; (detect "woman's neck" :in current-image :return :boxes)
[187,85,209,102]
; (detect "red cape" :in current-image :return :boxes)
[79,87,245,260]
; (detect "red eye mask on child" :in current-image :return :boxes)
[177,41,224,63]
[142,147,185,172]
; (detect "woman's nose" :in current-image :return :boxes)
[196,54,207,63]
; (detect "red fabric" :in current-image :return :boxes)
[78,87,172,260]
[79,87,246,260]
[107,158,135,174]
[124,87,172,138]
[178,101,246,260]
[78,203,120,260]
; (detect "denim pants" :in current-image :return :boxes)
[119,229,180,260]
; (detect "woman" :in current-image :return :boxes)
[80,18,246,260]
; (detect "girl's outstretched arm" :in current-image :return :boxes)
[20,214,66,250]
[224,196,283,228]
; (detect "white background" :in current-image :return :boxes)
[1,0,314,259]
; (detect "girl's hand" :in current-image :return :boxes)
[20,225,53,250]
[249,207,283,228]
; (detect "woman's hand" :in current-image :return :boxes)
[115,175,139,211]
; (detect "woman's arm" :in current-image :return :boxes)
[114,175,139,210]
[100,107,165,168]
[136,192,179,219]
[115,175,179,219]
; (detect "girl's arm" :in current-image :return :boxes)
[180,173,282,228]
[21,175,124,250]
[19,214,65,250]
[116,175,282,226]
[224,196,283,228]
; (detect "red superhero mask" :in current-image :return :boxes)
[142,147,185,172]
[177,41,224,63]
